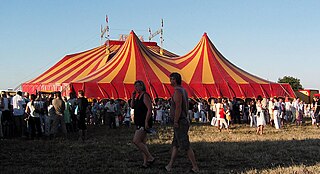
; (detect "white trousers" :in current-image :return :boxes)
[274,110,280,129]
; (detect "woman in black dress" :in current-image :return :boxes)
[130,80,155,168]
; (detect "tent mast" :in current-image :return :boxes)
[148,19,164,55]
[100,15,110,45]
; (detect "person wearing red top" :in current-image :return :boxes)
[219,108,225,119]
[218,105,229,132]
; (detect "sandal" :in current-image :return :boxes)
[140,164,149,169]
[147,158,156,165]
[189,168,199,173]
[165,165,172,172]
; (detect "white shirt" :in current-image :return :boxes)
[105,102,116,113]
[215,103,221,117]
[156,104,163,115]
[285,102,291,111]
[268,101,274,113]
[26,102,40,118]
[293,101,300,111]
[274,102,280,110]
[256,103,262,113]
[198,102,203,111]
[48,105,56,117]
[297,103,304,112]
[11,94,26,116]
[310,110,315,119]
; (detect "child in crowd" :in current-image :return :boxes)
[218,105,228,132]
[226,107,231,126]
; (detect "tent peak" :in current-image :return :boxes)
[203,32,208,36]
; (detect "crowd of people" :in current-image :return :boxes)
[1,72,320,172]
[0,90,90,140]
[153,95,320,134]
[206,96,320,134]
[0,89,319,140]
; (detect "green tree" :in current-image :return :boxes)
[278,76,303,91]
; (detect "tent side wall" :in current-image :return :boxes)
[71,82,173,101]
[22,83,72,96]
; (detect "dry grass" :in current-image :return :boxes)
[1,119,320,174]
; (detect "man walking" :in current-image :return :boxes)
[165,72,199,173]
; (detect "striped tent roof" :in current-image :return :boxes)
[72,31,178,100]
[72,31,295,100]
[157,32,295,98]
[22,38,178,94]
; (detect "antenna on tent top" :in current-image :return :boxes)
[148,19,164,55]
[100,15,110,45]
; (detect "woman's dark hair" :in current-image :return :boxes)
[55,91,62,98]
[170,72,182,85]
[134,80,146,91]
[30,94,36,106]
[17,91,22,96]
[78,90,84,96]
[69,92,76,98]
[48,98,53,105]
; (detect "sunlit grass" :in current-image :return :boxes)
[1,119,319,173]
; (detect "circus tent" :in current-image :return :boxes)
[155,32,296,99]
[71,31,295,100]
[21,38,178,95]
[71,31,178,100]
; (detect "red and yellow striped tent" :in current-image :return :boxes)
[156,32,295,99]
[71,31,177,100]
[72,31,295,100]
[22,38,178,95]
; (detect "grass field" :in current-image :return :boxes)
[1,120,320,174]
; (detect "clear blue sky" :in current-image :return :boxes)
[1,0,319,91]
